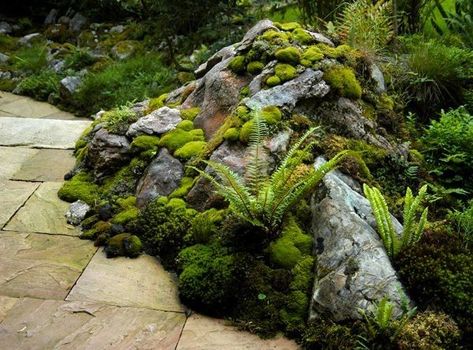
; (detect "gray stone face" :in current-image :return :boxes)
[195,44,236,78]
[309,157,408,321]
[0,22,12,34]
[245,69,330,112]
[370,63,386,94]
[69,12,88,32]
[60,76,82,98]
[0,52,9,64]
[18,33,42,46]
[308,31,335,46]
[248,61,277,96]
[136,148,183,208]
[127,107,181,137]
[111,40,137,60]
[86,128,131,177]
[66,200,91,225]
[237,19,277,52]
[44,8,58,25]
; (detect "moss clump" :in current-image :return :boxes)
[174,141,207,159]
[187,209,225,244]
[180,107,200,121]
[301,46,324,67]
[81,220,112,240]
[292,28,313,44]
[104,233,142,258]
[269,217,313,269]
[176,120,194,131]
[131,135,160,151]
[101,105,138,135]
[148,93,168,112]
[159,128,205,152]
[223,127,240,141]
[177,71,195,84]
[261,29,289,43]
[58,172,100,205]
[377,93,395,111]
[275,22,302,31]
[266,75,281,87]
[239,120,254,143]
[318,44,353,59]
[228,55,246,74]
[169,177,194,198]
[247,61,265,74]
[324,65,362,99]
[178,243,237,312]
[275,63,298,82]
[112,207,139,225]
[261,106,282,125]
[167,198,187,209]
[102,158,148,198]
[275,47,301,64]
[236,105,250,120]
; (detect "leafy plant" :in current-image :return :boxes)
[336,0,394,55]
[363,184,428,257]
[192,111,349,234]
[14,69,61,100]
[449,200,473,247]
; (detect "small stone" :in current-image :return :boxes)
[44,9,58,25]
[18,33,42,46]
[60,76,82,98]
[0,53,9,64]
[127,107,181,137]
[370,63,386,94]
[0,22,12,34]
[69,13,88,32]
[111,40,138,60]
[110,25,125,34]
[66,200,91,225]
[98,203,113,221]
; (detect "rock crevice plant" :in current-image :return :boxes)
[364,184,428,257]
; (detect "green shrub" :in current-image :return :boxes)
[14,69,60,101]
[178,243,237,313]
[324,65,362,99]
[421,107,473,191]
[395,230,473,337]
[65,48,96,70]
[187,209,224,244]
[136,199,193,268]
[397,311,461,350]
[58,172,100,205]
[74,53,176,115]
[275,47,301,64]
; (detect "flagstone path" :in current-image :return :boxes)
[0,91,298,350]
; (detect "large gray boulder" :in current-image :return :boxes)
[126,107,181,137]
[136,148,183,208]
[309,157,409,321]
[86,128,131,177]
[237,19,277,52]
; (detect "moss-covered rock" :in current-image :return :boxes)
[112,207,139,225]
[266,75,281,87]
[228,55,246,74]
[174,141,207,159]
[275,22,302,31]
[261,106,282,124]
[324,65,362,99]
[80,220,112,240]
[159,128,205,152]
[292,28,313,44]
[176,120,194,131]
[275,63,298,82]
[180,107,200,121]
[105,233,142,258]
[261,29,289,43]
[247,61,265,75]
[130,135,160,151]
[58,172,100,205]
[301,46,324,66]
[275,47,301,64]
[223,127,240,141]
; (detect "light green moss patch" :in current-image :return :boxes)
[58,172,100,205]
[177,120,194,131]
[266,75,281,87]
[275,63,298,82]
[275,47,301,64]
[292,28,313,44]
[228,55,246,74]
[180,107,201,121]
[169,177,195,198]
[247,61,265,74]
[148,93,168,112]
[112,207,139,225]
[301,46,324,65]
[159,128,205,152]
[261,106,282,124]
[275,22,302,31]
[261,29,289,43]
[223,127,240,141]
[239,120,254,143]
[131,135,160,151]
[167,198,187,209]
[174,141,207,159]
[324,65,362,99]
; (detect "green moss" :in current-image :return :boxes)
[302,46,324,64]
[261,29,289,43]
[275,47,301,64]
[102,158,148,198]
[239,120,254,143]
[169,177,194,198]
[148,93,168,112]
[159,128,205,152]
[177,71,195,84]
[269,217,313,269]
[240,85,250,98]
[80,221,112,240]
[180,107,200,121]
[292,28,313,44]
[261,106,282,125]
[223,127,240,141]
[318,44,353,59]
[112,207,139,225]
[58,172,100,205]
[275,22,302,31]
[167,198,187,210]
[117,196,137,209]
[176,120,194,131]
[247,61,265,74]
[105,233,142,258]
[228,55,246,74]
[102,105,138,135]
[275,63,298,82]
[174,141,207,159]
[324,65,362,99]
[236,105,250,119]
[188,209,225,244]
[131,135,160,151]
[377,93,395,110]
[266,75,281,87]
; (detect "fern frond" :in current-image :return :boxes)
[413,207,428,244]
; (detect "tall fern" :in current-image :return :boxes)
[364,184,428,257]
[191,111,349,234]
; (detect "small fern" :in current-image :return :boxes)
[364,184,428,257]
[191,111,349,234]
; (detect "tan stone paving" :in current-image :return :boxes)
[0,93,300,349]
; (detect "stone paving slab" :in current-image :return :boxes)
[42,111,79,120]
[0,298,186,350]
[0,117,91,149]
[66,251,184,313]
[0,97,63,119]
[0,181,39,228]
[0,110,15,117]
[0,231,96,299]
[5,182,80,236]
[0,147,38,181]
[177,313,300,350]
[0,296,18,322]
[0,91,23,106]
[11,149,75,182]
